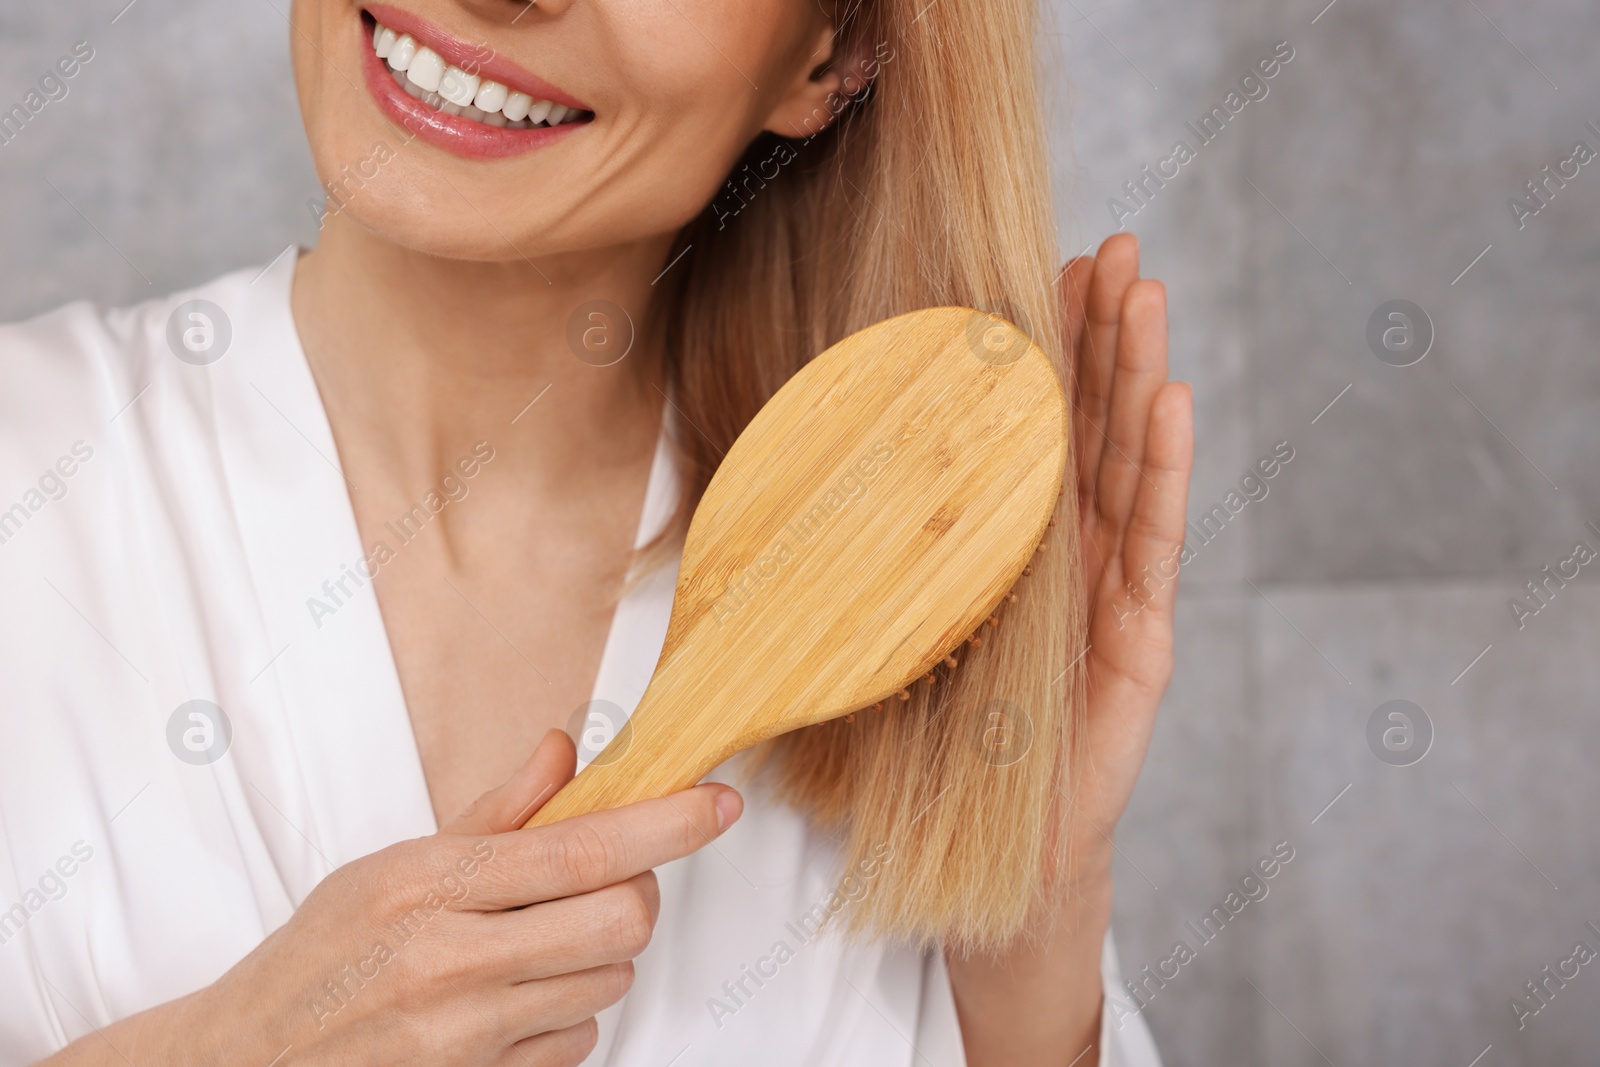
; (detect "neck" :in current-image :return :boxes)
[291,212,674,494]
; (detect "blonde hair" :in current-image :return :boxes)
[650,0,1083,956]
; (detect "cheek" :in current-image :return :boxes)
[575,4,792,229]
[574,112,756,244]
[291,0,346,145]
[294,1,389,198]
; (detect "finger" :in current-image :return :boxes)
[494,1019,599,1067]
[1093,278,1169,540]
[1058,256,1097,498]
[1119,380,1195,626]
[464,783,743,910]
[500,962,636,1042]
[445,729,577,836]
[1077,233,1140,500]
[1082,383,1192,780]
[1097,381,1193,668]
[480,872,661,981]
[1058,255,1095,370]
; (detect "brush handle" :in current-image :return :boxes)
[520,689,734,828]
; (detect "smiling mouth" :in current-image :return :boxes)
[363,10,592,132]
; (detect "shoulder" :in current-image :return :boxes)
[0,264,280,480]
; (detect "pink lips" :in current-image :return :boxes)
[360,4,591,160]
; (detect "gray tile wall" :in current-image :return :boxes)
[1048,0,1600,1063]
[4,1,1595,1064]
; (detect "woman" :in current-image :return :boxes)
[1,0,1190,1063]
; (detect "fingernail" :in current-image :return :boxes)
[714,789,743,832]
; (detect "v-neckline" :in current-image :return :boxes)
[221,248,678,857]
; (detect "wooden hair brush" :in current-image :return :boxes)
[525,306,1067,828]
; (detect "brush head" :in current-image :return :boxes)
[667,306,1066,742]
[527,307,1067,826]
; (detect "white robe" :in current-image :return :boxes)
[0,255,1161,1066]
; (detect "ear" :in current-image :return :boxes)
[761,22,875,140]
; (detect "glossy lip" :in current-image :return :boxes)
[359,6,592,159]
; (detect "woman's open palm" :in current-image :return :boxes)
[1060,233,1195,863]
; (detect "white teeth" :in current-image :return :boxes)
[502,91,533,122]
[438,66,479,106]
[407,46,445,92]
[473,79,508,114]
[371,24,585,130]
[387,33,416,72]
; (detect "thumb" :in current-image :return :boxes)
[443,728,577,836]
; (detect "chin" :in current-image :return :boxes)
[315,170,548,262]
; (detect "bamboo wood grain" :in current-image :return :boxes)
[525,307,1067,828]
